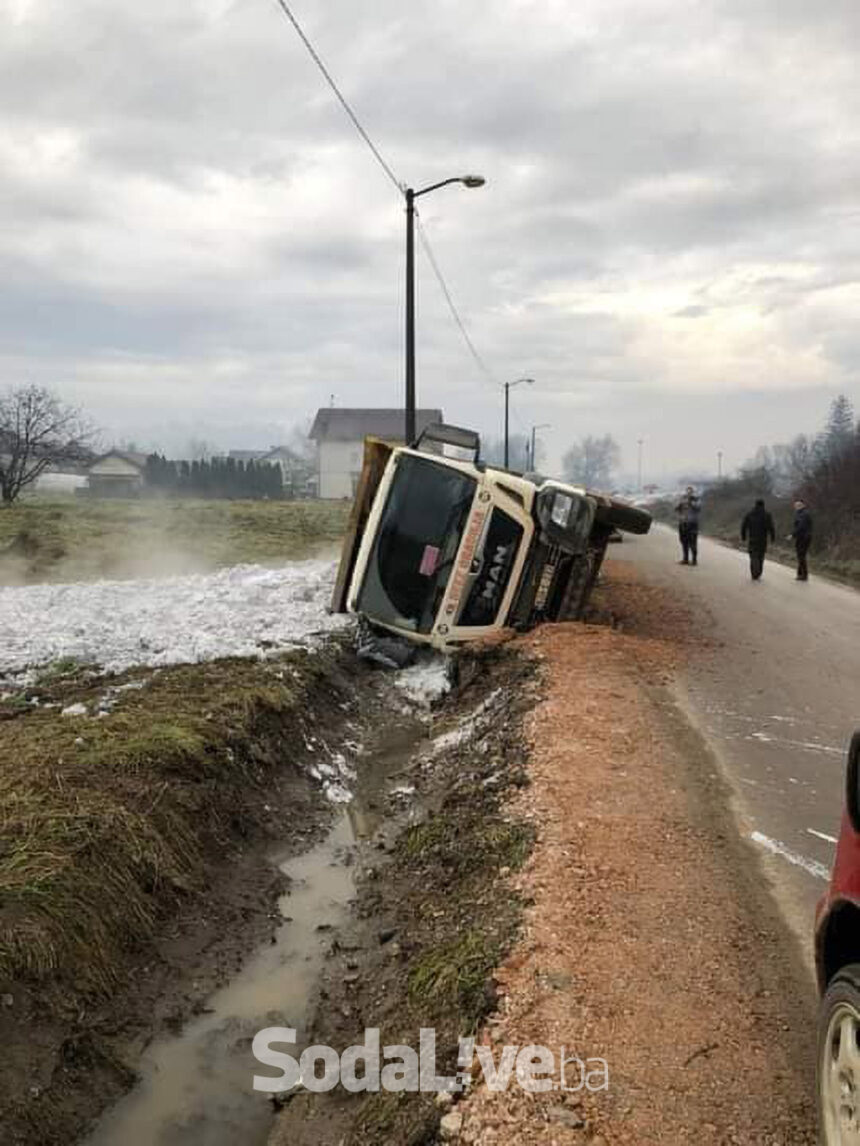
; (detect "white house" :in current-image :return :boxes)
[308,408,443,499]
[257,445,314,495]
[222,446,315,496]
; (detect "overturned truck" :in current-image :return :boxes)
[332,423,651,651]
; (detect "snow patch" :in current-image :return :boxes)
[0,560,349,677]
[394,656,450,708]
[431,688,502,755]
[308,743,360,805]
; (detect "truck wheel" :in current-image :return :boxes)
[595,499,651,535]
[818,964,860,1144]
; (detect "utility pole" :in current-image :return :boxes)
[503,377,534,468]
[403,175,485,444]
[637,438,644,492]
[504,382,509,468]
[404,187,416,445]
[717,450,723,480]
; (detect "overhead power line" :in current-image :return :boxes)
[270,0,498,389]
[415,214,497,388]
[270,0,402,193]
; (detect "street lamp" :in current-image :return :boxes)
[529,423,551,472]
[404,175,486,443]
[503,377,534,468]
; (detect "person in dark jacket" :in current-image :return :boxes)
[741,498,776,581]
[675,486,701,566]
[789,499,813,581]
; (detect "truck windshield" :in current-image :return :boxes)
[356,455,477,634]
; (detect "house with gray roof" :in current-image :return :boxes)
[86,450,149,498]
[308,408,442,499]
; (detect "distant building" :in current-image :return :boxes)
[257,445,316,497]
[308,408,443,499]
[219,446,315,497]
[86,450,149,497]
[226,449,267,463]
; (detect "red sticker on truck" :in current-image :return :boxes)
[419,545,440,576]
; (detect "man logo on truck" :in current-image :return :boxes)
[481,544,514,609]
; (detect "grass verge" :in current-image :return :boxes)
[0,642,363,1145]
[0,497,349,585]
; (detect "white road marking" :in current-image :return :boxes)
[750,831,831,882]
[748,731,842,756]
[807,828,838,845]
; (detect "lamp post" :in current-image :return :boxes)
[637,438,644,492]
[503,377,534,468]
[717,450,723,480]
[404,174,485,444]
[529,423,551,471]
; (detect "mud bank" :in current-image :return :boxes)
[0,640,419,1146]
[267,647,538,1146]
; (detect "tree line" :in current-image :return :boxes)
[712,394,860,561]
[144,453,284,499]
[0,384,293,505]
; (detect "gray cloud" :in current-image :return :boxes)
[1,0,859,471]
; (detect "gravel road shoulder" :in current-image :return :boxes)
[457,563,818,1144]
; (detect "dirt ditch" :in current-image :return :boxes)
[0,641,427,1145]
[267,648,537,1146]
[1,636,537,1146]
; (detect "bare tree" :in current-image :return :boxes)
[186,437,212,462]
[0,385,94,505]
[562,434,620,489]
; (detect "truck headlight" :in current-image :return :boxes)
[551,493,574,527]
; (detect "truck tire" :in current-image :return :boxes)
[594,499,651,535]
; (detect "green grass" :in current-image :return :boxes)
[0,650,343,992]
[408,929,503,1021]
[0,497,350,585]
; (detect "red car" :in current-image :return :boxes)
[815,731,860,1144]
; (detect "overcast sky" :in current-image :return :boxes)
[3,0,860,478]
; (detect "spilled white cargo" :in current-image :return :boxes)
[0,560,349,678]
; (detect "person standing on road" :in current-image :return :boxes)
[741,498,776,581]
[675,486,701,566]
[789,498,813,581]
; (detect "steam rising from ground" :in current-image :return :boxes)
[0,496,348,588]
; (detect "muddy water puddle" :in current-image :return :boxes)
[84,719,425,1146]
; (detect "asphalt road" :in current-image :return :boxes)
[619,525,860,957]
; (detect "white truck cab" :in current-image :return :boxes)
[332,423,650,651]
